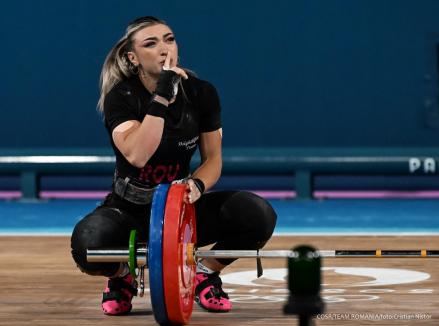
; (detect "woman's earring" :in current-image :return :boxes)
[130,63,139,75]
[124,54,139,75]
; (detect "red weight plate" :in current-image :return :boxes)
[162,184,197,324]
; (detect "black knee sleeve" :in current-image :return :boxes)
[71,207,131,277]
[228,191,277,241]
[214,191,277,265]
[248,192,278,242]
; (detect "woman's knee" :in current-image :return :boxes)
[71,208,129,276]
[226,191,277,241]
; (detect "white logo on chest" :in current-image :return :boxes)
[178,136,199,150]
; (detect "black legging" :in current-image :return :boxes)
[71,190,277,277]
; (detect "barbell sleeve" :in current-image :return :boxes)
[87,247,148,265]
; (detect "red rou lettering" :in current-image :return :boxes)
[166,164,179,182]
[138,165,153,182]
[138,164,180,184]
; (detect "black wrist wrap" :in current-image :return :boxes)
[155,70,180,101]
[147,100,167,119]
[192,178,205,194]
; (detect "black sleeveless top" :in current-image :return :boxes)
[103,74,221,188]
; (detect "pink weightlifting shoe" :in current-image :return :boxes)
[101,274,137,315]
[195,272,232,312]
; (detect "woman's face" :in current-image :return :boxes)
[128,24,178,76]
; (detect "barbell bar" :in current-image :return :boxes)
[87,247,439,264]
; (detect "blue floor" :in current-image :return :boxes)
[270,199,439,234]
[0,198,438,235]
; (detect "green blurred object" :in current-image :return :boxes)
[129,230,137,278]
[288,245,321,295]
[284,245,324,326]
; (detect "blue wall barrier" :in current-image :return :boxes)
[1,147,438,198]
[1,0,439,149]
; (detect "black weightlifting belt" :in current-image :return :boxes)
[113,176,155,205]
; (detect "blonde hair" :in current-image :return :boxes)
[97,17,166,112]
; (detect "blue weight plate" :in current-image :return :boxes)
[148,184,170,325]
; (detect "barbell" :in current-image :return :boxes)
[86,184,438,325]
[88,248,439,264]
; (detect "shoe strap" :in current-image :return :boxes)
[195,273,229,299]
[102,290,125,303]
[102,277,138,303]
[109,278,138,294]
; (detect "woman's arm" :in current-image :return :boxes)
[186,129,222,203]
[110,53,187,168]
[112,100,166,168]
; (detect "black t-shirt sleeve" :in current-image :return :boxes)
[197,81,222,133]
[103,88,139,133]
